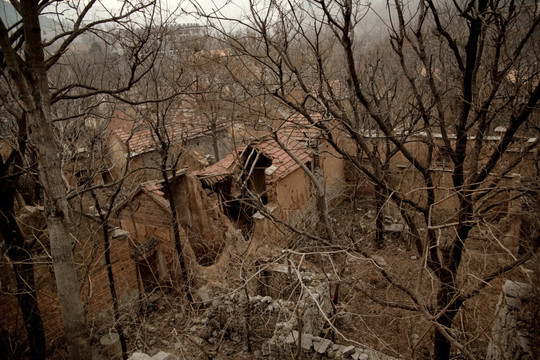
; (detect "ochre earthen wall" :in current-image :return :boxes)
[276,168,311,220]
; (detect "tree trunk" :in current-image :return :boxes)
[161,168,192,301]
[169,195,193,301]
[170,203,193,302]
[433,314,453,360]
[433,280,459,360]
[102,223,128,359]
[211,119,221,162]
[0,1,92,354]
[28,109,92,359]
[6,2,93,356]
[374,184,385,248]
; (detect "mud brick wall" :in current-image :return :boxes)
[0,231,139,350]
[81,234,140,316]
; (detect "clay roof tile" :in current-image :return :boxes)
[196,134,311,181]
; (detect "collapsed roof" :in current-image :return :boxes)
[196,134,312,185]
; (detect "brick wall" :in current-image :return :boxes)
[116,191,180,282]
[0,221,140,351]
[81,234,139,317]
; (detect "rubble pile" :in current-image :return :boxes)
[128,351,177,360]
[190,269,333,344]
[119,265,396,360]
[263,329,396,360]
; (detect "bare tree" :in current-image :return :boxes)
[121,46,195,300]
[0,112,45,360]
[0,1,163,357]
[193,0,540,358]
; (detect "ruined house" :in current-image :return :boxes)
[112,171,242,290]
[196,134,312,224]
[110,113,232,184]
[0,113,349,352]
[194,133,345,239]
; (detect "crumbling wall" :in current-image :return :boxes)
[486,280,535,360]
[263,330,397,360]
[0,206,140,351]
[174,175,237,266]
[189,268,332,348]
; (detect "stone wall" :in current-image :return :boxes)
[190,268,333,347]
[188,264,394,360]
[486,280,535,360]
[263,330,396,360]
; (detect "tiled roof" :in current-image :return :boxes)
[196,134,312,181]
[255,134,312,179]
[113,127,156,156]
[282,113,324,144]
[140,181,170,211]
[141,180,165,197]
[196,150,240,180]
[112,116,227,157]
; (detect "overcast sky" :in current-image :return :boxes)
[94,0,245,22]
[40,0,390,38]
[94,0,389,23]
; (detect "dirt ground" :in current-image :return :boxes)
[322,196,539,359]
[47,196,538,360]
